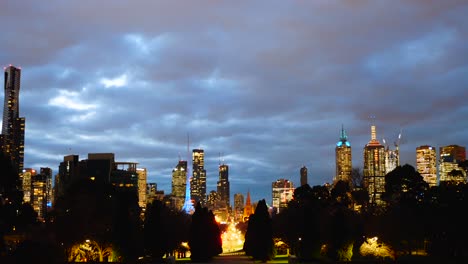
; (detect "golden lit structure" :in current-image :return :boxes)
[363,125,386,205]
[221,221,244,253]
[439,145,466,184]
[191,149,207,206]
[21,168,36,203]
[172,160,187,210]
[416,145,437,187]
[335,126,352,183]
[137,168,147,208]
[243,191,254,222]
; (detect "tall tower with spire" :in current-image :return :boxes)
[363,123,386,205]
[335,125,352,183]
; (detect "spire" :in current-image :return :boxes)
[340,124,347,141]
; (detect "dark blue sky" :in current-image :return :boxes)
[1,1,467,204]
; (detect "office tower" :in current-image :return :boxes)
[300,166,308,186]
[21,168,36,203]
[40,167,53,209]
[416,145,437,187]
[137,168,147,208]
[335,126,352,182]
[439,145,466,184]
[55,155,80,203]
[271,179,295,213]
[172,160,187,210]
[243,191,254,222]
[31,169,51,221]
[217,163,230,208]
[191,149,207,206]
[363,125,386,205]
[146,183,157,204]
[207,190,220,209]
[1,65,25,173]
[384,131,401,174]
[233,193,244,222]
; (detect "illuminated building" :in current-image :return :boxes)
[207,190,220,210]
[363,125,386,205]
[1,65,25,173]
[21,168,36,203]
[137,168,147,208]
[335,126,352,182]
[172,160,187,210]
[31,168,52,221]
[146,183,157,204]
[300,166,308,186]
[439,145,466,184]
[233,193,244,222]
[217,163,230,208]
[191,149,207,206]
[383,131,401,174]
[40,167,53,210]
[271,179,295,213]
[243,191,254,222]
[416,145,437,187]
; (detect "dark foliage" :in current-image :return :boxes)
[188,203,222,262]
[143,200,190,262]
[243,199,275,262]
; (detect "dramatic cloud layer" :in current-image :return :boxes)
[1,1,467,204]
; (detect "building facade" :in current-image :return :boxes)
[363,125,386,205]
[233,193,244,222]
[439,145,466,184]
[191,149,207,206]
[1,65,25,173]
[416,145,437,187]
[271,179,295,214]
[217,163,230,209]
[300,166,308,186]
[335,126,352,183]
[137,168,147,208]
[172,160,187,210]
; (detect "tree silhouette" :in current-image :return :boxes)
[243,199,275,262]
[188,203,222,262]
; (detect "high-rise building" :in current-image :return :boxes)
[172,160,187,210]
[21,168,36,203]
[31,168,52,221]
[146,183,157,204]
[416,145,437,187]
[191,149,207,206]
[363,125,386,205]
[233,193,244,222]
[137,168,147,208]
[40,167,53,210]
[1,65,25,173]
[439,145,466,184]
[383,132,401,174]
[335,126,352,182]
[300,166,308,186]
[217,163,230,208]
[272,179,295,213]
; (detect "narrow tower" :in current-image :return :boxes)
[1,65,25,173]
[363,123,386,205]
[335,125,352,183]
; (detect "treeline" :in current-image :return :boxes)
[270,164,468,262]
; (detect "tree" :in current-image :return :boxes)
[243,199,275,262]
[188,203,222,262]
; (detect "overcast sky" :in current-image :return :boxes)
[1,1,467,205]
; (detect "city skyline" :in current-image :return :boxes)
[1,1,468,203]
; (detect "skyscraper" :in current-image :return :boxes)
[300,166,308,186]
[137,167,147,208]
[1,65,25,173]
[233,193,244,222]
[172,160,187,210]
[416,145,437,187]
[217,163,230,208]
[191,149,207,206]
[439,145,466,184]
[335,126,352,182]
[21,168,36,203]
[271,179,295,213]
[363,125,386,205]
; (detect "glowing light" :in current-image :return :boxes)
[221,221,244,253]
